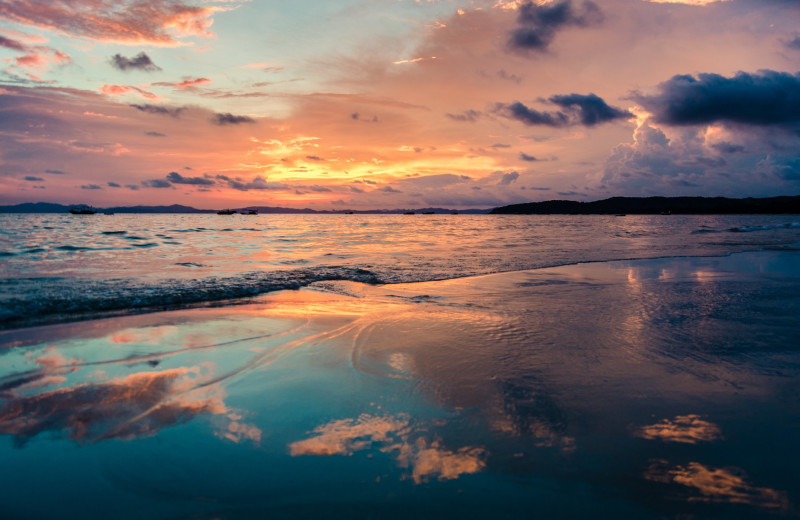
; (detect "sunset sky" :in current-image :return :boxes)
[1,0,799,209]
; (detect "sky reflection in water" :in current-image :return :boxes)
[0,250,798,518]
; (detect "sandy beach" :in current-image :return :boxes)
[1,249,799,518]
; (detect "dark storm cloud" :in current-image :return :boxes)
[496,93,630,128]
[519,152,539,162]
[509,0,603,53]
[130,104,185,117]
[498,101,569,127]
[142,179,172,188]
[549,93,631,126]
[211,112,255,125]
[110,52,161,72]
[634,71,800,127]
[166,171,214,185]
[711,142,745,154]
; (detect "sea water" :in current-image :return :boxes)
[1,213,799,328]
[1,213,800,519]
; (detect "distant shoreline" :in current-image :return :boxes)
[1,195,799,215]
[490,195,800,215]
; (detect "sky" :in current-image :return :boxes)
[1,0,799,210]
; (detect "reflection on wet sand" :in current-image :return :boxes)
[0,367,225,445]
[634,414,722,444]
[289,414,487,484]
[645,460,788,510]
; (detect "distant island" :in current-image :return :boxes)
[0,202,489,214]
[490,195,800,215]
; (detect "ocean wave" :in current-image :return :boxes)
[729,222,800,233]
[0,266,382,330]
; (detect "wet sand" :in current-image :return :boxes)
[1,250,799,519]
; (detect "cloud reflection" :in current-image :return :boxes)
[634,414,721,444]
[0,366,256,446]
[289,414,486,484]
[645,460,788,510]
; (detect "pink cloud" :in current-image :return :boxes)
[0,0,224,46]
[100,84,162,101]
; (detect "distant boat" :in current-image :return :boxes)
[422,211,435,215]
[217,209,236,215]
[69,205,97,215]
[240,209,258,215]
[103,212,115,215]
[404,211,415,215]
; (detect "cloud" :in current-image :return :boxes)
[211,112,255,125]
[142,179,172,188]
[305,155,324,161]
[519,152,538,161]
[710,141,745,154]
[497,101,569,127]
[634,70,800,128]
[0,367,228,445]
[110,52,161,72]
[634,414,721,444]
[130,104,185,117]
[107,181,121,187]
[0,0,223,46]
[498,171,520,185]
[226,176,288,191]
[166,171,214,185]
[0,35,27,52]
[145,131,166,137]
[509,0,604,53]
[497,93,630,128]
[24,175,43,181]
[549,93,631,126]
[644,461,788,510]
[381,185,402,193]
[446,109,482,122]
[100,84,160,100]
[81,184,102,190]
[45,169,67,174]
[153,77,211,89]
[787,36,800,50]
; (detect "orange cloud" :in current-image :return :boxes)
[289,414,487,484]
[645,460,788,510]
[634,414,722,444]
[100,84,162,101]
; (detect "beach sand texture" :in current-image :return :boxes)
[1,250,798,519]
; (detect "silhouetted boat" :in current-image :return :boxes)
[217,209,236,215]
[69,205,97,215]
[240,209,258,215]
[404,211,415,215]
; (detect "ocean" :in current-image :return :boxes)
[2,213,799,329]
[1,213,799,519]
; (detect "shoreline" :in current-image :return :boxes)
[2,245,799,333]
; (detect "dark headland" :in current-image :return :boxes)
[490,195,800,215]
